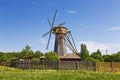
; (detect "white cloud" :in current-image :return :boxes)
[76,41,120,54]
[107,26,120,31]
[39,37,120,54]
[67,11,77,14]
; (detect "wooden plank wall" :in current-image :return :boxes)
[96,62,120,72]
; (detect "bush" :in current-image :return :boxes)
[45,51,59,61]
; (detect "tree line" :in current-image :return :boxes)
[0,45,42,63]
[79,44,120,62]
[0,45,59,63]
[0,44,120,63]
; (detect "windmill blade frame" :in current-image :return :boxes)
[58,22,65,26]
[46,31,52,49]
[51,9,57,28]
[42,18,52,37]
[66,36,76,52]
[42,30,51,37]
[62,35,76,53]
[47,18,52,27]
[43,10,58,49]
[69,31,78,53]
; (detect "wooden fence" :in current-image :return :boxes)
[1,60,95,70]
[1,61,120,72]
[96,62,120,72]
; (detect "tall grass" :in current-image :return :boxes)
[0,66,120,80]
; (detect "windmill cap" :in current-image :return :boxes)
[53,26,68,34]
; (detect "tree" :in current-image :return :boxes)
[20,45,33,58]
[0,52,4,57]
[103,54,109,62]
[80,44,89,61]
[115,51,120,62]
[87,57,99,62]
[0,54,7,62]
[34,51,43,58]
[90,49,104,62]
[45,51,59,61]
[0,53,15,63]
[103,51,120,62]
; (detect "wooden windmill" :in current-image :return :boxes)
[42,10,78,56]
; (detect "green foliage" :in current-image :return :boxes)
[20,45,34,58]
[34,51,43,58]
[86,57,99,62]
[0,54,7,62]
[0,45,43,63]
[103,54,115,62]
[90,49,104,62]
[0,52,4,57]
[45,51,59,61]
[0,52,16,63]
[80,44,89,61]
[1,44,120,63]
[1,66,120,80]
[115,52,120,62]
[104,51,120,62]
[103,54,110,62]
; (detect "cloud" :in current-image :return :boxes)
[76,41,120,54]
[67,11,77,14]
[107,26,120,31]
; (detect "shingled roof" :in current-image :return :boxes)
[59,53,81,59]
[40,53,81,60]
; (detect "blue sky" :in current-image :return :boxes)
[0,0,120,54]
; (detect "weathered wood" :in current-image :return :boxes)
[53,26,68,56]
[96,62,120,72]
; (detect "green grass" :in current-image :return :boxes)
[0,66,120,80]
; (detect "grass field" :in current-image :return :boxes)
[0,66,120,80]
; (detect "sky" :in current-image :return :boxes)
[0,0,120,54]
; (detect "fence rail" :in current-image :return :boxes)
[1,61,120,72]
[96,62,120,72]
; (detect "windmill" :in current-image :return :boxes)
[42,10,78,56]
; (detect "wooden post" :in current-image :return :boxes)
[75,61,78,70]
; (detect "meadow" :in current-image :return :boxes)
[0,66,120,80]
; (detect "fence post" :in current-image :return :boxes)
[95,62,98,71]
[111,62,113,72]
[86,62,88,70]
[57,60,59,70]
[94,62,96,71]
[75,61,78,70]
